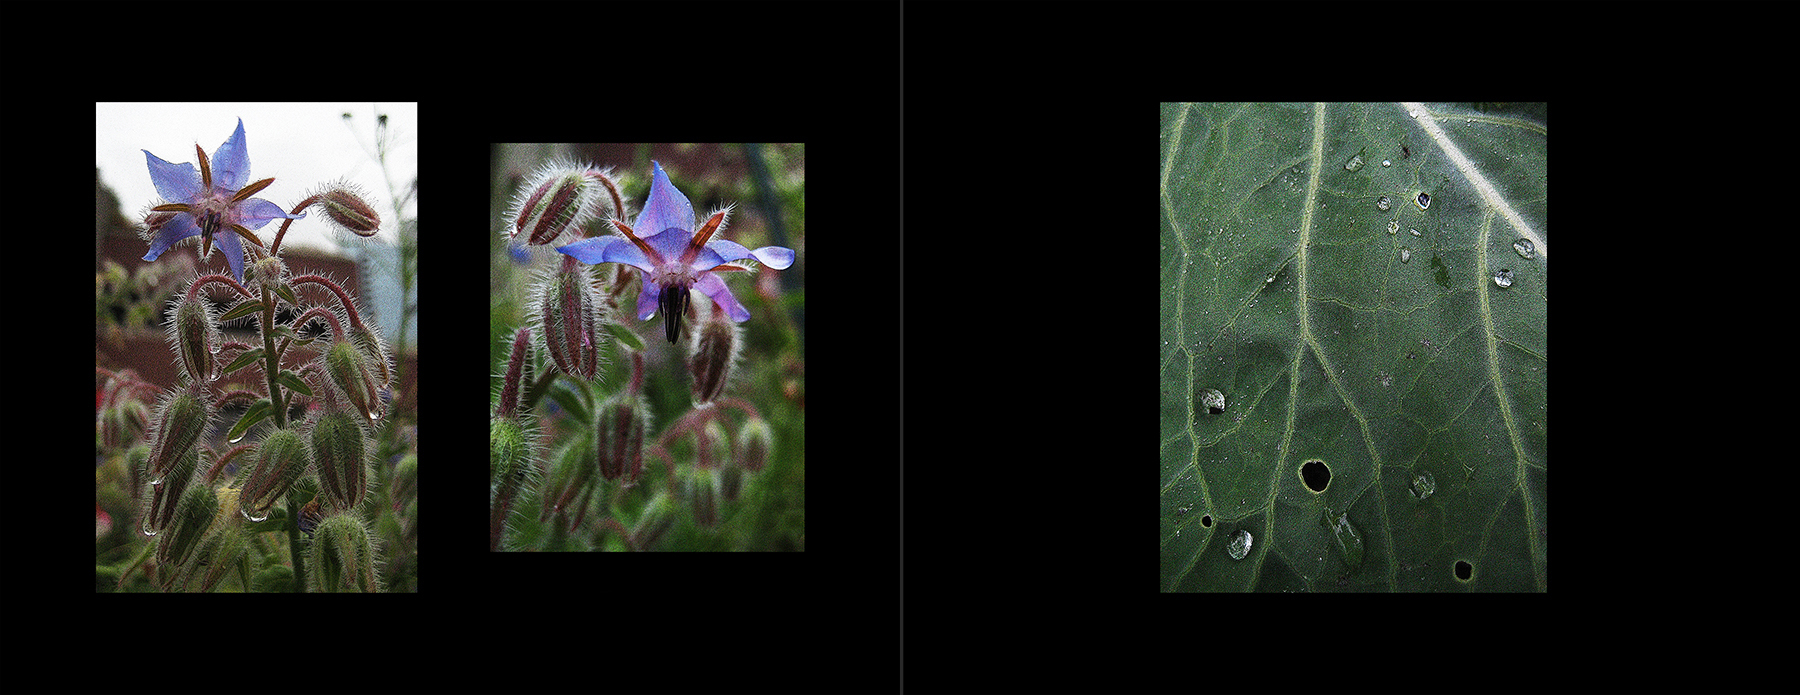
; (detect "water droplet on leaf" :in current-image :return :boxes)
[1493,269,1514,288]
[1399,248,1411,264]
[1513,238,1536,259]
[1227,529,1253,560]
[1377,195,1391,211]
[1324,510,1364,571]
[1410,470,1437,500]
[1198,388,1226,415]
[1344,154,1365,172]
[1416,192,1431,210]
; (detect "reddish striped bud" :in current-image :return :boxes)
[687,313,741,404]
[311,411,370,513]
[595,393,648,483]
[146,386,210,486]
[308,513,381,592]
[239,428,307,522]
[530,264,604,380]
[506,162,612,246]
[168,292,219,385]
[315,182,382,237]
[324,339,385,422]
[155,483,217,570]
[737,417,774,473]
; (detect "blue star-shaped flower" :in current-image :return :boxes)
[557,161,795,342]
[140,118,304,282]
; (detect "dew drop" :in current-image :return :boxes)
[1387,220,1399,235]
[141,522,158,537]
[242,507,269,523]
[228,431,245,444]
[1376,195,1391,211]
[1493,269,1514,288]
[1226,529,1253,560]
[1344,154,1365,172]
[1198,388,1226,415]
[1381,159,1392,168]
[1399,248,1412,264]
[1410,470,1437,500]
[1513,238,1536,259]
[1416,192,1431,210]
[1323,509,1364,571]
[1410,228,1422,237]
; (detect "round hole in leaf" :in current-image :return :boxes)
[1300,459,1330,492]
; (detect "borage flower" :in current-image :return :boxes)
[556,161,794,343]
[140,118,304,282]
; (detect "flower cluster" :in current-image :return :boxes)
[492,154,799,551]
[115,117,409,591]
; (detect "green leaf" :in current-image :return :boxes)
[276,370,314,396]
[227,398,274,445]
[1160,103,1546,592]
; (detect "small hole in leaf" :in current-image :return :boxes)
[1454,560,1474,581]
[1301,459,1330,492]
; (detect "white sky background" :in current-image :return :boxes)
[96,102,418,253]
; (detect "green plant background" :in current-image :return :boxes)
[1159,103,1545,591]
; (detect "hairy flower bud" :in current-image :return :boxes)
[324,339,385,422]
[168,292,219,385]
[239,428,307,522]
[507,162,613,246]
[687,314,741,404]
[146,386,211,485]
[156,483,217,570]
[312,411,370,512]
[595,394,648,483]
[531,264,604,380]
[308,513,381,592]
[316,183,382,237]
[490,414,541,551]
[737,417,774,473]
[140,436,198,538]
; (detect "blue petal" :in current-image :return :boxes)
[557,236,654,271]
[642,227,693,261]
[751,246,794,269]
[635,281,662,320]
[632,161,694,241]
[212,118,252,190]
[215,227,247,281]
[235,198,304,228]
[141,214,201,261]
[695,273,751,322]
[144,150,200,202]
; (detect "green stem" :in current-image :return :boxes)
[261,284,306,592]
